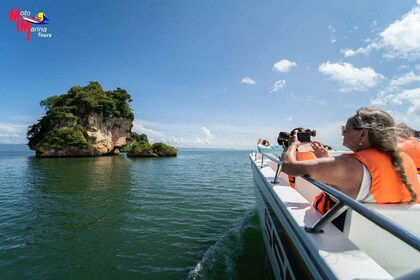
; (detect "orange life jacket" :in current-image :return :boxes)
[296,151,317,161]
[345,148,420,203]
[289,151,317,188]
[313,148,420,215]
[313,192,335,215]
[399,138,420,174]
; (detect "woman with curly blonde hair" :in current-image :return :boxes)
[282,107,419,204]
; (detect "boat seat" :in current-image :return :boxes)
[343,204,420,278]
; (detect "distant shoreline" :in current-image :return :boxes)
[0,144,30,152]
[0,144,249,153]
[176,147,250,152]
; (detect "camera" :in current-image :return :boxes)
[277,131,290,147]
[297,132,311,142]
[278,139,287,146]
[297,129,316,142]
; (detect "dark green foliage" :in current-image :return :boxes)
[119,145,131,153]
[120,132,148,152]
[27,81,134,152]
[120,132,151,153]
[125,134,177,157]
[130,141,153,154]
[37,127,91,152]
[126,140,177,157]
[151,142,177,155]
[127,132,149,144]
[133,133,148,143]
[40,95,62,110]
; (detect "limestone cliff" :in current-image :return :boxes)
[84,113,133,155]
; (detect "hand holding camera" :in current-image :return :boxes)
[297,130,316,142]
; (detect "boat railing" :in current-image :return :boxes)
[253,150,420,253]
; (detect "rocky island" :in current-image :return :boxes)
[27,82,134,157]
[27,81,177,158]
[123,132,177,158]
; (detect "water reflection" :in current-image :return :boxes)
[15,155,134,278]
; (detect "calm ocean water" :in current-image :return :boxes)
[0,145,274,279]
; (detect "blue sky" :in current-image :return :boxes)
[2,0,420,149]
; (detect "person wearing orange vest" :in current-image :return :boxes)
[396,123,420,174]
[346,149,420,203]
[313,148,420,212]
[286,128,318,188]
[281,108,419,219]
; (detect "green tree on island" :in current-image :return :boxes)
[124,132,177,157]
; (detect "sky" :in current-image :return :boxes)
[1,0,420,150]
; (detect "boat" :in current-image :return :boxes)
[23,13,48,24]
[22,16,43,24]
[250,150,420,280]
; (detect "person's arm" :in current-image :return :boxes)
[281,142,363,198]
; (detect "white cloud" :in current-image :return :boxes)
[370,64,420,127]
[372,72,420,116]
[318,61,384,92]
[269,80,286,93]
[341,41,381,57]
[133,121,216,147]
[371,87,420,117]
[240,76,256,85]
[131,120,291,149]
[201,126,214,140]
[132,121,167,139]
[380,7,420,60]
[341,48,356,57]
[273,59,297,73]
[0,124,26,133]
[389,71,420,87]
[0,124,27,144]
[342,6,420,60]
[132,120,246,148]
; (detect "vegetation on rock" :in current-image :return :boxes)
[151,143,177,157]
[27,82,134,156]
[126,133,177,157]
[120,132,148,152]
[127,141,154,157]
